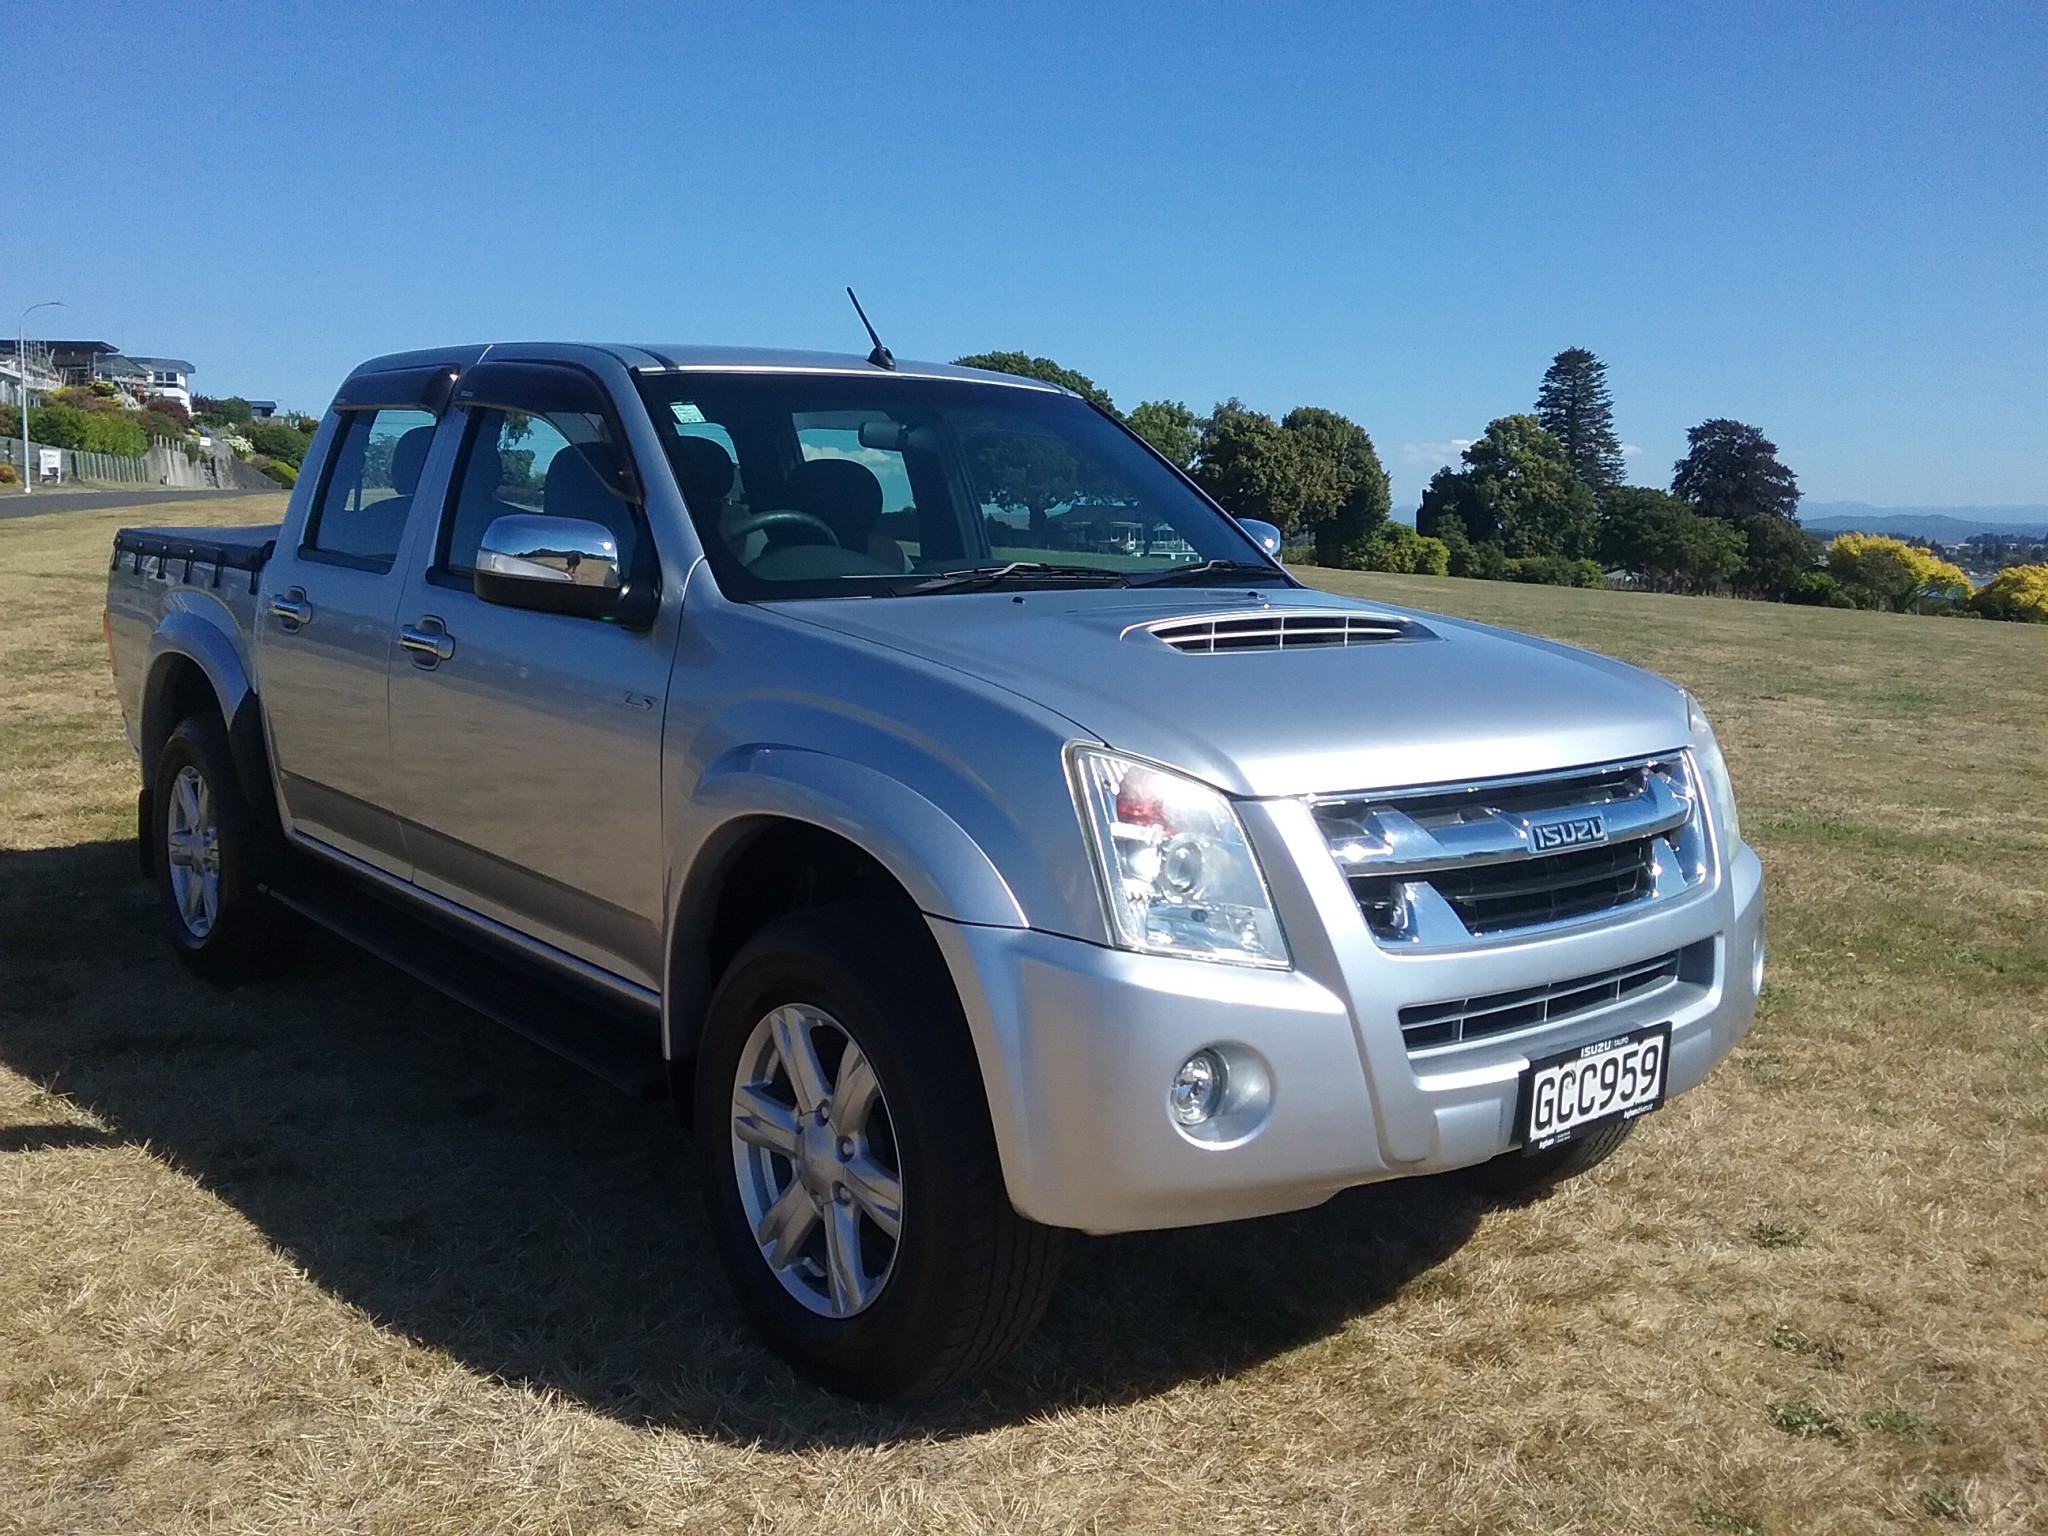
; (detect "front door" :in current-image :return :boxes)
[383,362,672,990]
[257,406,444,875]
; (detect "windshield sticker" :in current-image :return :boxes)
[670,401,708,424]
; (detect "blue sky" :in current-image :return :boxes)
[3,1,2041,507]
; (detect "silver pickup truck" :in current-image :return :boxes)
[105,343,1764,1399]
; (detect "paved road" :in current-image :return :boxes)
[0,486,281,521]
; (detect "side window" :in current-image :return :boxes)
[438,373,642,579]
[303,408,439,569]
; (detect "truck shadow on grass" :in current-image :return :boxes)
[0,840,1494,1449]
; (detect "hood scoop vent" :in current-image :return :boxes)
[1138,609,1435,655]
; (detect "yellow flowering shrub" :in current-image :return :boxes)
[1971,562,2048,623]
[1826,533,1973,612]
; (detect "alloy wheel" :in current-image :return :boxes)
[729,1004,904,1318]
[164,764,222,939]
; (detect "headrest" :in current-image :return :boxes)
[669,435,735,512]
[544,443,619,524]
[788,457,884,539]
[389,425,435,495]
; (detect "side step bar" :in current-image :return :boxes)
[264,872,667,1099]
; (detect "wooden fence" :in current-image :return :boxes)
[1,436,225,488]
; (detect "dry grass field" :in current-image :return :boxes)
[2,494,2044,1534]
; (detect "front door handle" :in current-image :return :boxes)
[269,587,311,630]
[399,616,456,666]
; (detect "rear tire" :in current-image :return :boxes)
[695,903,1063,1400]
[1460,1116,1636,1199]
[151,712,297,983]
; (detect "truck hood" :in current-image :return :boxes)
[767,586,1691,799]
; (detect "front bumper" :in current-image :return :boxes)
[931,798,1764,1235]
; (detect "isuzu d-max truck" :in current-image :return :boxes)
[104,344,1764,1398]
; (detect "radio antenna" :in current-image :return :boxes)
[846,287,896,371]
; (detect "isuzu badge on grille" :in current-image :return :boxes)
[1529,813,1608,851]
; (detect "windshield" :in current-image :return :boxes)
[633,372,1286,598]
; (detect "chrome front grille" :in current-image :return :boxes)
[1315,755,1710,946]
[1141,610,1433,654]
[1422,839,1656,934]
[1399,950,1683,1051]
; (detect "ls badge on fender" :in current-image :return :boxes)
[1529,813,1607,851]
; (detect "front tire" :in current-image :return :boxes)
[695,903,1063,1399]
[152,712,295,982]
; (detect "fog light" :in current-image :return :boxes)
[1170,1049,1228,1126]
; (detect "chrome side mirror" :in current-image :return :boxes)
[474,514,623,619]
[1238,518,1283,558]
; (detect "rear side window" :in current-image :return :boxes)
[437,367,643,578]
[303,408,440,569]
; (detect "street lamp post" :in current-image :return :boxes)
[17,300,63,494]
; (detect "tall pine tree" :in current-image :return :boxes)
[1535,347,1626,493]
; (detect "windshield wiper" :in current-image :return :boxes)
[905,561,1131,594]
[1128,558,1287,587]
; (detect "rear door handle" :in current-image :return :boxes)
[399,616,456,666]
[269,587,311,630]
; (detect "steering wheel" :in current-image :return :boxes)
[726,509,840,550]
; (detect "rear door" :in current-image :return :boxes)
[258,400,453,875]
[383,361,673,990]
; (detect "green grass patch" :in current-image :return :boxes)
[1860,1405,1931,1439]
[1768,1400,1843,1440]
[1748,1219,1808,1249]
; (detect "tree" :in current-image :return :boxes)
[1599,487,1747,593]
[1416,415,1598,562]
[1506,555,1604,588]
[138,408,190,444]
[947,354,1122,538]
[1417,466,1491,546]
[1190,400,1306,532]
[1126,400,1199,468]
[1185,400,1391,564]
[951,352,1119,416]
[963,428,1094,542]
[1971,563,2048,622]
[1826,533,1972,613]
[1279,406,1391,567]
[1535,347,1625,492]
[1427,509,1509,580]
[28,402,148,456]
[193,395,255,428]
[1353,521,1450,575]
[243,418,313,467]
[1671,418,1800,523]
[141,396,192,431]
[1671,418,1812,597]
[1734,513,1823,601]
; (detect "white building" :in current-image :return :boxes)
[126,356,197,412]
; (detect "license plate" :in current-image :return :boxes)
[1517,1023,1670,1153]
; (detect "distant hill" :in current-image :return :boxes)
[1800,504,2048,539]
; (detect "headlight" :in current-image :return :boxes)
[1068,746,1290,968]
[1685,692,1742,853]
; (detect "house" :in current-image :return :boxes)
[0,341,62,409]
[246,400,277,419]
[40,341,125,388]
[22,342,197,408]
[127,356,197,412]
